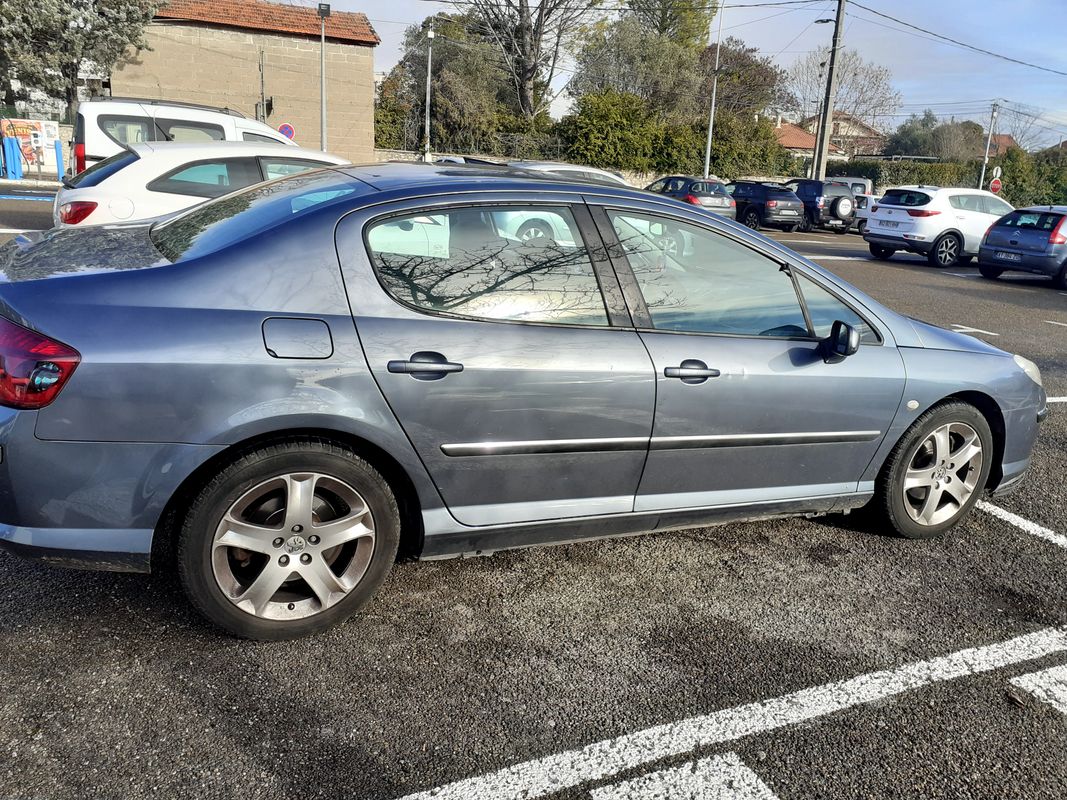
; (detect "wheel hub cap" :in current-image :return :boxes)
[284,535,307,554]
[902,422,983,527]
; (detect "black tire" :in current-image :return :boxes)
[928,233,962,267]
[177,439,401,640]
[834,224,851,235]
[869,244,895,260]
[856,220,867,235]
[743,209,762,230]
[799,212,814,233]
[516,219,554,243]
[1054,262,1067,290]
[872,401,993,540]
[957,255,974,265]
[978,263,1004,280]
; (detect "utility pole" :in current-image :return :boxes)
[318,3,330,150]
[812,0,846,181]
[423,19,435,162]
[702,1,727,179]
[978,101,999,189]
[258,50,266,122]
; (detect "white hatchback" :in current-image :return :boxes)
[863,186,1013,267]
[54,141,348,227]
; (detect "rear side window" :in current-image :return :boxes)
[365,206,607,327]
[995,211,1063,230]
[147,158,262,198]
[949,194,984,212]
[99,115,152,147]
[983,196,1013,216]
[260,157,331,181]
[880,190,931,207]
[150,171,362,262]
[243,132,285,145]
[157,120,225,142]
[66,150,139,188]
[646,179,667,193]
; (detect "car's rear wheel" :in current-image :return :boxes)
[743,209,762,230]
[979,263,1004,280]
[177,439,400,640]
[799,213,814,233]
[517,219,554,243]
[928,233,962,267]
[873,401,992,539]
[869,244,895,260]
[856,220,867,235]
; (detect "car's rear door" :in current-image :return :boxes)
[334,195,656,527]
[589,199,905,512]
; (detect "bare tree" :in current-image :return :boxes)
[784,48,901,133]
[459,0,600,119]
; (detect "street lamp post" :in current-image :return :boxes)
[702,1,727,180]
[318,3,330,151]
[423,20,435,162]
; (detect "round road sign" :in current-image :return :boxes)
[990,177,1003,194]
[278,122,296,139]
[992,165,1003,179]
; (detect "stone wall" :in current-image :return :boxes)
[111,21,375,162]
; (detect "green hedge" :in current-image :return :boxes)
[827,160,980,193]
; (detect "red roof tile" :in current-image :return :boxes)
[156,0,378,46]
[774,121,845,154]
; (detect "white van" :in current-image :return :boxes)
[71,97,296,174]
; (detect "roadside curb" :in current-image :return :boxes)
[0,177,60,191]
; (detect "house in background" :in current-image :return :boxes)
[773,118,848,164]
[800,111,886,157]
[109,0,378,162]
[987,133,1021,157]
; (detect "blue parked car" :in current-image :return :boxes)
[978,205,1067,288]
[0,163,1046,639]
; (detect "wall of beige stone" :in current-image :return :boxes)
[111,21,375,162]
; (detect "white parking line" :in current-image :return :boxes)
[1044,320,1067,328]
[951,324,1000,336]
[0,228,30,234]
[1046,397,1067,404]
[977,501,1067,550]
[398,628,1067,800]
[947,272,978,279]
[591,753,779,800]
[1010,665,1067,715]
[809,255,863,261]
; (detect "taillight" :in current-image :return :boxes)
[1050,216,1067,245]
[816,196,825,208]
[58,201,98,224]
[982,223,996,244]
[728,197,736,207]
[906,209,941,217]
[74,142,86,174]
[766,199,778,208]
[0,317,81,410]
[682,194,701,205]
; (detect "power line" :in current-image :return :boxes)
[849,1,1067,79]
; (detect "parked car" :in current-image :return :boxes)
[852,193,879,235]
[785,179,856,234]
[645,175,736,219]
[830,176,874,196]
[507,160,629,187]
[0,163,1045,639]
[71,97,296,175]
[978,206,1067,288]
[864,186,1014,267]
[53,141,347,227]
[726,181,805,231]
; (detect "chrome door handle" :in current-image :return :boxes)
[664,359,720,385]
[388,351,464,381]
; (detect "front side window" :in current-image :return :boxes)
[148,158,263,198]
[607,210,808,337]
[796,273,879,344]
[982,196,1013,216]
[366,206,608,326]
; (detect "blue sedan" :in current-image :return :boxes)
[0,163,1046,639]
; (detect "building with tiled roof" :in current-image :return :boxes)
[773,119,848,162]
[108,0,378,162]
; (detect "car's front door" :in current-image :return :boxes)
[335,199,656,527]
[594,205,906,513]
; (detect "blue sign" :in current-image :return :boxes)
[278,122,296,140]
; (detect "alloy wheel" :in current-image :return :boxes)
[935,236,960,266]
[901,422,983,527]
[211,473,376,620]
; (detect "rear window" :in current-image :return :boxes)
[995,210,1064,231]
[65,149,139,188]
[880,189,931,207]
[768,189,798,200]
[150,169,357,262]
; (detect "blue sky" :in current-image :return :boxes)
[323,0,1067,147]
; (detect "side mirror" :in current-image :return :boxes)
[823,320,860,363]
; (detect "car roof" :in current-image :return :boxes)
[1019,205,1067,214]
[127,141,347,163]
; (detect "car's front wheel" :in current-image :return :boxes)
[177,439,400,640]
[873,401,992,539]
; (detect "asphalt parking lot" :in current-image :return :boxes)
[1,197,1066,800]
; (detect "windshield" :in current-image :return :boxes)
[150,168,362,262]
[66,150,139,189]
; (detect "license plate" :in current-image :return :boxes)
[880,220,900,229]
[780,209,798,216]
[996,251,1021,262]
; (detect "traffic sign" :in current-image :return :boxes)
[278,122,296,139]
[992,166,1003,179]
[990,177,1003,194]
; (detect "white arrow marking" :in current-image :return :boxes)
[977,501,1067,551]
[951,324,1000,336]
[1010,665,1067,715]
[397,628,1067,800]
[591,753,779,800]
